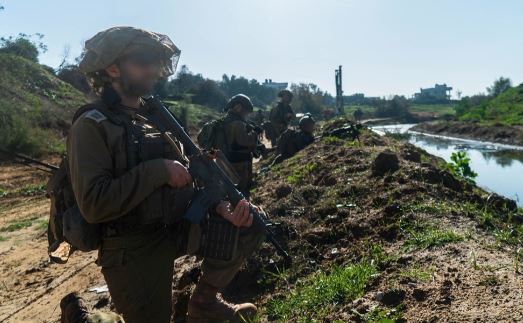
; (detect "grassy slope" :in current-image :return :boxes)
[0,53,88,155]
[237,120,523,322]
[459,83,523,125]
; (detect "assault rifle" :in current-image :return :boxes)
[143,97,291,262]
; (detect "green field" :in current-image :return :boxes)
[409,103,456,116]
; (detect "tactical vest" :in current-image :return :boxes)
[98,104,195,236]
[48,98,194,253]
[223,113,253,164]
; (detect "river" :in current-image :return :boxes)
[372,124,523,206]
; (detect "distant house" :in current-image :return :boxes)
[413,83,453,103]
[263,79,288,91]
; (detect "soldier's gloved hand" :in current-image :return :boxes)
[164,160,192,188]
[215,199,254,228]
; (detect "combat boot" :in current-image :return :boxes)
[187,281,257,323]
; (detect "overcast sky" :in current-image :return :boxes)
[1,0,522,98]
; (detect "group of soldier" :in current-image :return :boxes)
[55,26,316,323]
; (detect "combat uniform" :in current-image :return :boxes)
[67,87,264,323]
[269,101,294,143]
[222,112,259,198]
[272,129,315,165]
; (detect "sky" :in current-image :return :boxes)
[1,0,522,98]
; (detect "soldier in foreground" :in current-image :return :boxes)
[267,89,295,145]
[272,115,316,165]
[222,94,263,197]
[69,26,264,323]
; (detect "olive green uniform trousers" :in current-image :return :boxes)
[97,221,264,323]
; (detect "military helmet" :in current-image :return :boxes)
[278,89,293,99]
[79,26,181,77]
[225,94,254,112]
[299,114,315,128]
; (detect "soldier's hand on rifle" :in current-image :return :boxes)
[163,160,192,188]
[215,199,254,228]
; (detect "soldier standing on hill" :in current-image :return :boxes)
[222,94,261,197]
[69,26,264,323]
[268,89,295,145]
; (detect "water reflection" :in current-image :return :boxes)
[372,124,523,205]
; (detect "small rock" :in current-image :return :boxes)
[275,184,292,198]
[372,151,400,176]
[412,288,428,302]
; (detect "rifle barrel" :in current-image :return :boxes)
[0,148,59,172]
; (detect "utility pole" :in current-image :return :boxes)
[335,65,344,115]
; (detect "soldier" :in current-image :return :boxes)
[222,94,261,198]
[252,109,265,126]
[268,89,295,145]
[272,115,316,165]
[70,26,264,323]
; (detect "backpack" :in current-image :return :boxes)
[197,117,228,152]
[46,103,122,262]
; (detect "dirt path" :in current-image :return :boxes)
[0,163,105,323]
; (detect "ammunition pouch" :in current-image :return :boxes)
[190,214,239,262]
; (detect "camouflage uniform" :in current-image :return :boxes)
[272,115,315,165]
[269,101,294,143]
[222,109,259,198]
[70,27,264,323]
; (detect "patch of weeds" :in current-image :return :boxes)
[286,162,318,185]
[18,183,46,196]
[34,219,48,231]
[0,218,35,232]
[258,265,290,290]
[398,265,434,282]
[479,275,500,287]
[360,304,405,322]
[446,151,478,184]
[0,235,7,241]
[367,243,399,268]
[0,183,46,197]
[322,136,343,145]
[403,224,464,251]
[404,200,450,215]
[266,262,377,322]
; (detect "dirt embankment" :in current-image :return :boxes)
[412,121,523,147]
[2,120,523,322]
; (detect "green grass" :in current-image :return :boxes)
[409,103,456,117]
[0,53,87,155]
[402,223,464,251]
[360,305,404,323]
[322,136,344,145]
[286,162,319,185]
[34,219,48,231]
[0,183,46,197]
[456,83,523,125]
[398,265,434,282]
[0,218,35,232]
[267,262,377,322]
